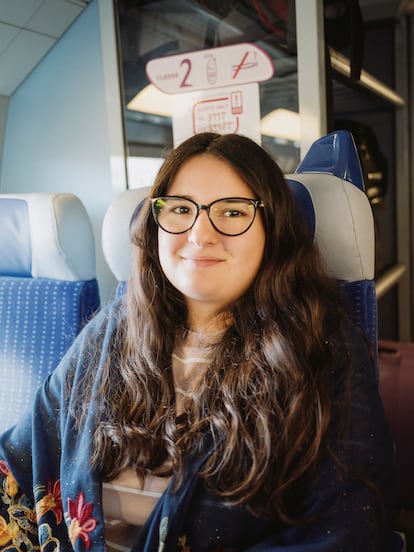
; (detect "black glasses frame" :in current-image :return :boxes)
[151,196,264,236]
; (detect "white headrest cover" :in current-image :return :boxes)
[102,188,151,282]
[0,192,96,281]
[285,173,375,281]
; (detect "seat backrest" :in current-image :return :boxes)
[285,130,378,375]
[0,192,100,431]
[291,132,406,551]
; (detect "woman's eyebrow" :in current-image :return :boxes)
[167,194,194,200]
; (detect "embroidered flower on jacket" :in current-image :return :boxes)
[36,479,63,524]
[0,460,19,498]
[67,492,97,549]
[0,515,18,547]
[6,527,40,551]
[8,502,37,535]
[39,522,60,551]
[0,461,39,550]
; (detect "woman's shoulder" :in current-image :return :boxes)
[88,295,125,325]
[51,296,125,382]
[74,296,125,342]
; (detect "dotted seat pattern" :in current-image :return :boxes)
[340,279,378,378]
[0,277,99,432]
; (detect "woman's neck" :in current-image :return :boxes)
[186,305,232,334]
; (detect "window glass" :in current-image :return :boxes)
[116,0,299,187]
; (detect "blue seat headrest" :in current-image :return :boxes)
[295,130,365,191]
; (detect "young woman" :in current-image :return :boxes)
[0,133,394,551]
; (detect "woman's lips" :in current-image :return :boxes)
[182,256,224,267]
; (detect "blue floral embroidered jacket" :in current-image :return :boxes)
[0,300,396,551]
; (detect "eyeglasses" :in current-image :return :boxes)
[151,196,264,236]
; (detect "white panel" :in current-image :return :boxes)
[0,29,55,95]
[0,22,19,56]
[295,0,327,160]
[0,0,44,26]
[98,0,127,196]
[25,0,83,38]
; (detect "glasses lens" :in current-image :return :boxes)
[210,199,256,235]
[152,197,197,233]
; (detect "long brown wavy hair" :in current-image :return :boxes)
[90,132,349,522]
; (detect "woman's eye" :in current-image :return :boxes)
[223,209,244,217]
[172,205,191,215]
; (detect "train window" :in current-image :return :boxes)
[116,0,300,187]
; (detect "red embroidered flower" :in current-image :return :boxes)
[0,460,18,497]
[67,492,97,549]
[36,479,63,524]
[0,461,8,476]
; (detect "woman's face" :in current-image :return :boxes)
[157,154,266,327]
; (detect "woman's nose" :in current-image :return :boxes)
[188,210,218,246]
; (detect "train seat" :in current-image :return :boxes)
[285,130,378,373]
[285,130,405,551]
[0,192,100,432]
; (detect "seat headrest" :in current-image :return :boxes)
[285,130,375,282]
[102,187,151,282]
[285,174,374,281]
[0,193,96,281]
